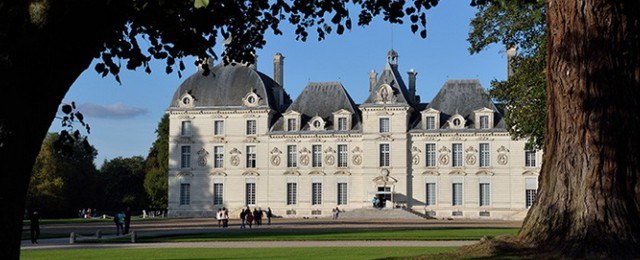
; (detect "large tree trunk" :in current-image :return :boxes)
[519,0,640,257]
[0,2,121,259]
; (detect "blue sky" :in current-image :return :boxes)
[50,1,507,168]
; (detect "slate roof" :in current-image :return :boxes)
[361,62,414,106]
[411,79,505,131]
[168,63,285,110]
[271,82,361,132]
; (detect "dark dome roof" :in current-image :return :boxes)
[169,63,279,109]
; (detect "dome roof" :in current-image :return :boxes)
[168,63,279,109]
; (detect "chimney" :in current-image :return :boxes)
[408,69,417,103]
[369,70,377,92]
[273,53,285,107]
[507,45,517,78]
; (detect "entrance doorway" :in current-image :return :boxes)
[375,187,392,208]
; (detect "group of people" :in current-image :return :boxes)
[331,207,341,220]
[216,208,230,228]
[113,207,132,236]
[79,208,97,219]
[239,207,272,228]
[372,196,387,208]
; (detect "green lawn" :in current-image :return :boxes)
[21,247,456,260]
[138,228,518,242]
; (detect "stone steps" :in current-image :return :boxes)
[338,208,426,219]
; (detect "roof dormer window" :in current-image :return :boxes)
[178,92,195,108]
[283,110,301,132]
[473,107,495,130]
[243,89,261,107]
[309,115,326,131]
[421,108,440,130]
[448,114,466,129]
[333,109,352,131]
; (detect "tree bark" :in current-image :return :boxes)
[0,2,122,258]
[519,0,640,257]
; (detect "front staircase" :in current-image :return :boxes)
[338,208,429,220]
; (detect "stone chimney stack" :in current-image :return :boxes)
[507,45,517,78]
[369,70,377,92]
[273,53,285,107]
[274,53,284,88]
[408,69,417,103]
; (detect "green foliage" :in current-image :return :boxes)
[98,156,147,210]
[144,114,169,209]
[468,1,546,149]
[27,133,98,217]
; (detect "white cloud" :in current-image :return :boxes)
[79,102,148,119]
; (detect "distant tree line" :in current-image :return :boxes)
[26,115,169,218]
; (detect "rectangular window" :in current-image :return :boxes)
[181,121,192,136]
[337,144,348,167]
[379,118,390,133]
[214,146,224,168]
[287,145,297,168]
[479,143,490,167]
[246,146,256,168]
[245,182,256,205]
[479,182,490,206]
[246,120,257,135]
[179,183,190,205]
[214,120,224,135]
[312,145,323,167]
[213,183,223,205]
[525,150,536,167]
[452,182,463,206]
[337,117,348,131]
[337,182,348,205]
[181,146,191,168]
[525,178,538,208]
[286,182,297,205]
[426,143,436,167]
[426,182,436,206]
[380,144,390,167]
[287,118,297,131]
[452,143,463,167]
[479,115,489,129]
[312,182,322,205]
[426,116,435,130]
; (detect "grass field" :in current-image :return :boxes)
[112,228,519,243]
[21,247,456,260]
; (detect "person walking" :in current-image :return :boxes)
[266,207,272,225]
[114,212,124,236]
[124,207,132,234]
[240,208,247,229]
[334,207,340,219]
[216,208,223,228]
[222,208,229,228]
[29,210,40,244]
[246,209,254,229]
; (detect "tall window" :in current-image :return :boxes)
[337,144,348,167]
[246,146,256,168]
[287,145,297,168]
[380,144,390,167]
[312,182,322,205]
[479,115,489,129]
[452,143,462,167]
[180,183,190,205]
[213,183,223,205]
[452,181,463,206]
[525,150,536,167]
[337,117,348,131]
[181,121,192,136]
[214,120,224,135]
[337,182,348,205]
[181,146,191,168]
[246,120,257,135]
[479,181,490,206]
[425,116,436,130]
[214,146,224,168]
[525,178,538,208]
[379,118,390,133]
[287,118,297,131]
[245,182,256,205]
[425,182,436,206]
[312,145,323,167]
[286,182,297,205]
[479,143,490,167]
[426,143,436,167]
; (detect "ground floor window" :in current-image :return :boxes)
[180,183,190,205]
[246,182,256,205]
[337,183,348,205]
[425,182,436,206]
[479,183,490,206]
[213,183,223,205]
[312,182,322,205]
[525,178,538,208]
[452,182,463,206]
[287,182,297,205]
